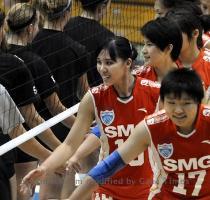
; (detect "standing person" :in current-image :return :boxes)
[0,84,52,200]
[0,9,61,200]
[5,3,76,200]
[63,68,210,200]
[20,36,161,200]
[154,0,201,18]
[64,0,114,87]
[31,0,90,198]
[133,17,182,82]
[200,0,210,14]
[165,9,210,103]
[153,0,210,50]
[64,15,183,190]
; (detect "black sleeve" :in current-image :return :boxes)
[3,56,38,107]
[70,38,91,77]
[27,54,58,99]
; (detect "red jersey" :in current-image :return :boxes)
[192,50,210,91]
[90,76,160,199]
[145,105,210,199]
[133,64,182,82]
[202,32,210,47]
[133,65,158,82]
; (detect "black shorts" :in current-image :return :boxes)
[15,147,38,163]
[0,157,11,200]
[0,134,15,179]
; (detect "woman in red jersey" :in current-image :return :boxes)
[21,36,161,200]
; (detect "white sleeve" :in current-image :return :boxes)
[0,85,24,135]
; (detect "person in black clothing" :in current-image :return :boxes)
[64,0,114,87]
[5,3,78,199]
[31,0,90,198]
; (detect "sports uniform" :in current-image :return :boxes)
[0,84,24,200]
[7,44,58,162]
[192,50,210,91]
[202,32,210,47]
[145,105,210,199]
[133,63,182,82]
[89,76,160,199]
[32,29,88,141]
[0,51,37,166]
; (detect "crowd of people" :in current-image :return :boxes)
[0,0,210,200]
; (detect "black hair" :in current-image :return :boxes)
[96,36,138,63]
[159,0,200,10]
[0,11,5,28]
[160,68,204,103]
[79,0,109,13]
[141,17,182,61]
[166,9,210,49]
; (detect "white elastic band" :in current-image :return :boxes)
[0,103,79,156]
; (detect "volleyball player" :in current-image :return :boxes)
[64,0,114,87]
[5,3,78,199]
[68,68,210,199]
[21,36,161,199]
[31,0,90,198]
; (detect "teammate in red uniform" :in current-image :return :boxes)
[21,36,160,199]
[166,9,210,103]
[133,17,182,82]
[67,68,210,200]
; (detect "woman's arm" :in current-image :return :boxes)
[9,124,51,161]
[43,92,76,128]
[21,92,95,192]
[66,133,101,172]
[19,103,61,150]
[69,120,151,200]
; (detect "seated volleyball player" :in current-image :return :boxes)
[65,68,210,199]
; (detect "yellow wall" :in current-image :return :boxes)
[71,0,155,44]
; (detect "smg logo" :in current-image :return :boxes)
[104,124,135,138]
[163,155,210,172]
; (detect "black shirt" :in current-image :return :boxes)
[32,29,88,108]
[64,16,115,86]
[8,44,58,100]
[0,52,37,107]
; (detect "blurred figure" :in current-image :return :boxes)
[64,0,114,87]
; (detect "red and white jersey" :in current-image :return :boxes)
[203,32,210,47]
[133,64,182,82]
[192,50,210,91]
[145,105,210,199]
[133,65,158,82]
[89,76,160,200]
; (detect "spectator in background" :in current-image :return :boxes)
[154,0,201,18]
[200,0,210,14]
[31,0,90,198]
[64,0,114,87]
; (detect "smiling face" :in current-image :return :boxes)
[97,49,131,86]
[163,92,198,134]
[142,37,169,67]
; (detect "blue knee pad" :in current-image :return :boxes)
[88,151,126,184]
